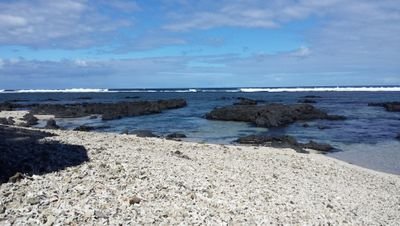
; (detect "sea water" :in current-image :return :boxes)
[1,86,399,174]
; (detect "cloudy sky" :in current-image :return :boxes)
[0,0,399,89]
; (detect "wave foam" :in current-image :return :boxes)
[240,87,400,92]
[1,86,399,93]
[13,88,110,93]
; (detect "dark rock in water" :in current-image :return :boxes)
[234,97,258,105]
[131,130,159,138]
[236,134,299,147]
[0,118,9,125]
[76,96,92,100]
[298,99,317,104]
[125,96,140,99]
[166,132,187,140]
[318,125,331,130]
[9,99,29,103]
[30,99,187,121]
[302,123,310,128]
[219,97,234,100]
[45,119,60,129]
[396,133,400,140]
[302,95,322,99]
[73,125,96,132]
[0,102,17,111]
[21,112,38,127]
[42,98,59,102]
[325,115,347,120]
[89,115,98,119]
[302,141,334,152]
[236,134,335,153]
[206,103,345,128]
[368,102,400,112]
[0,125,88,184]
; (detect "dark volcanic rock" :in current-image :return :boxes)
[302,95,322,98]
[0,125,88,184]
[318,125,331,130]
[325,115,346,120]
[7,117,15,125]
[76,96,92,100]
[0,102,17,111]
[0,118,8,125]
[236,134,335,153]
[45,119,60,129]
[298,99,317,104]
[236,135,299,147]
[206,103,345,128]
[125,96,140,99]
[368,102,400,112]
[303,141,334,152]
[131,130,159,138]
[42,98,59,102]
[9,99,29,103]
[21,112,38,127]
[166,132,187,140]
[74,125,96,132]
[234,97,258,105]
[30,99,187,121]
[0,117,14,125]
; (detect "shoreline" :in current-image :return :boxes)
[1,125,399,225]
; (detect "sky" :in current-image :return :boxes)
[0,0,399,89]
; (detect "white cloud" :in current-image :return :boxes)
[289,46,311,58]
[162,0,344,31]
[0,14,27,27]
[0,0,135,48]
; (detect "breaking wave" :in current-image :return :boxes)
[1,88,110,93]
[240,86,400,92]
[1,86,399,93]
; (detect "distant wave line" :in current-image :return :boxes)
[1,86,400,93]
[240,87,400,92]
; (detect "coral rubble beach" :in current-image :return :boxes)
[0,123,399,225]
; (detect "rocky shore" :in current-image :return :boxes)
[0,125,399,225]
[0,99,187,121]
[206,103,345,127]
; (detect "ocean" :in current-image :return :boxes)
[1,86,400,174]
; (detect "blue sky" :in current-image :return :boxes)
[0,0,399,89]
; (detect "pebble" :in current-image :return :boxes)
[0,125,399,225]
[129,196,141,205]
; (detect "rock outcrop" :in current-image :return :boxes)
[0,117,15,125]
[236,134,334,153]
[130,130,159,138]
[206,103,345,128]
[368,102,400,112]
[234,97,258,105]
[21,112,38,127]
[166,132,187,140]
[29,99,187,120]
[45,119,60,129]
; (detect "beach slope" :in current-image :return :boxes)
[1,128,399,225]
